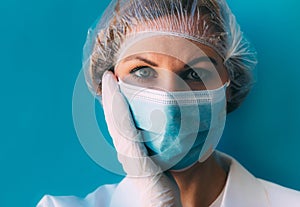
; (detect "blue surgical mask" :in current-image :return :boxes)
[118,80,228,171]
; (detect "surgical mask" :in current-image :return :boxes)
[118,80,228,171]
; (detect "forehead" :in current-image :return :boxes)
[117,34,221,65]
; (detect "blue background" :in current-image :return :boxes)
[0,0,299,206]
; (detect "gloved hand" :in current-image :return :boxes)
[102,71,181,207]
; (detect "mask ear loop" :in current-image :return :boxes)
[225,79,231,88]
[224,79,231,104]
[118,78,125,85]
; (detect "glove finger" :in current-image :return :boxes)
[102,71,146,157]
[102,71,163,177]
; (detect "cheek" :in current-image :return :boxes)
[114,64,129,80]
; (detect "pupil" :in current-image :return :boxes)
[139,69,150,77]
[191,71,200,79]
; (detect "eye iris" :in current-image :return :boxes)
[138,68,151,77]
[191,71,200,79]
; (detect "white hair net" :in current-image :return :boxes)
[83,0,257,112]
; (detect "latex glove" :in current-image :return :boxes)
[102,71,181,207]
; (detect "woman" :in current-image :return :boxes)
[38,0,300,206]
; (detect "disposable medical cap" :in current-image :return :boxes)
[83,0,257,112]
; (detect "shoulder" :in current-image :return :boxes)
[258,179,300,207]
[37,184,118,207]
[217,151,300,207]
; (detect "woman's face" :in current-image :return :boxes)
[115,35,229,91]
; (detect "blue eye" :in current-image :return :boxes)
[130,66,157,79]
[184,69,208,81]
[187,70,201,80]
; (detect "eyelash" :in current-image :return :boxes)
[129,66,210,82]
[130,66,157,82]
[130,66,151,73]
[182,68,209,81]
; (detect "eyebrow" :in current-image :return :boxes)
[123,55,159,67]
[187,56,218,66]
[122,55,217,68]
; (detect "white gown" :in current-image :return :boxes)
[37,152,300,207]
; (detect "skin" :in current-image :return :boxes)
[171,152,227,207]
[114,37,229,207]
[115,35,229,91]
